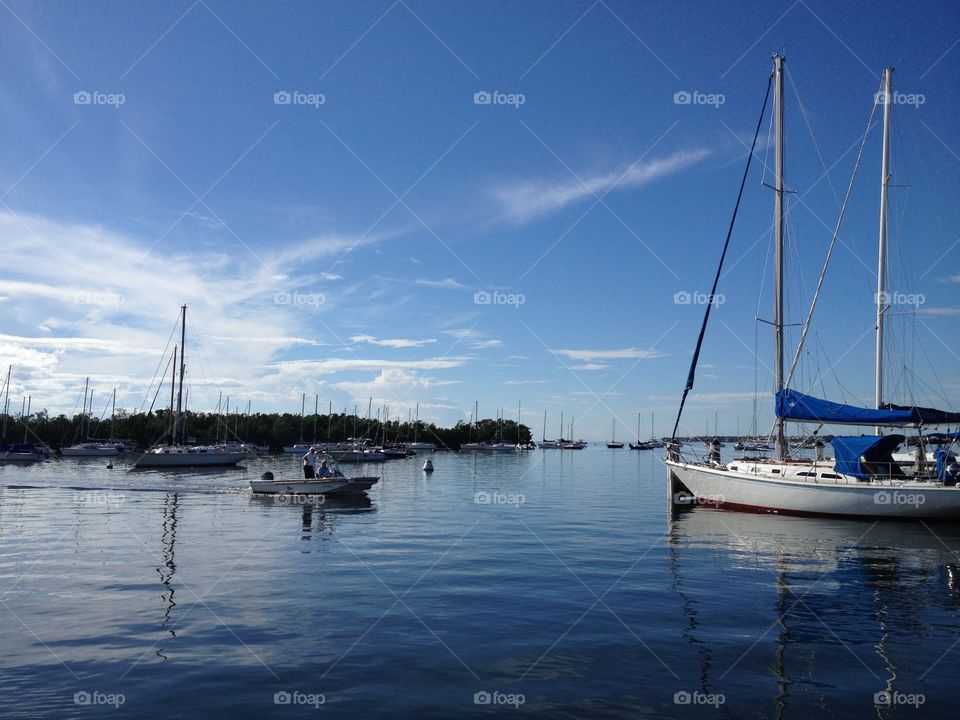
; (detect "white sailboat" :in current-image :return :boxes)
[0,366,51,463]
[61,382,124,457]
[135,306,246,468]
[607,418,624,449]
[665,57,960,519]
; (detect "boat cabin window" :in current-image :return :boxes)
[771,468,780,474]
[821,473,841,480]
[797,471,816,477]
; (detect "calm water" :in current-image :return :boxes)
[1,448,958,718]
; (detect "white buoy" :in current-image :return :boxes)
[422,459,434,472]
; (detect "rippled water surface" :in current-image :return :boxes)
[1,449,958,718]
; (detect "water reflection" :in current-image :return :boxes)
[669,510,960,715]
[247,493,374,544]
[156,493,179,660]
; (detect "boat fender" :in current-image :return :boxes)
[261,471,275,481]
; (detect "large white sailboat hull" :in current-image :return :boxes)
[134,447,246,467]
[666,460,960,520]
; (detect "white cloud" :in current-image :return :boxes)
[493,149,711,223]
[332,368,459,409]
[440,328,502,350]
[569,363,610,371]
[553,347,665,361]
[0,210,394,414]
[271,357,471,376]
[350,334,437,349]
[414,277,470,290]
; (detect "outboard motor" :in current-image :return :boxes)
[709,438,722,465]
[260,471,274,482]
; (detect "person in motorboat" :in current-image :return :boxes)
[317,458,332,477]
[303,447,318,478]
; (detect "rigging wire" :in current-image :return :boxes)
[783,79,882,388]
[670,74,773,441]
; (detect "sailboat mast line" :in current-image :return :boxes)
[670,73,773,441]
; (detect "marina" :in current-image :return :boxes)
[1,449,958,717]
[0,2,957,718]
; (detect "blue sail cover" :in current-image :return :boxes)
[776,389,915,426]
[832,435,904,479]
[883,403,960,425]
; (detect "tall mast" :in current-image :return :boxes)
[168,346,177,445]
[22,396,30,443]
[773,54,788,461]
[110,388,116,442]
[875,67,894,433]
[175,305,186,443]
[2,365,11,440]
[299,393,306,443]
[518,400,522,444]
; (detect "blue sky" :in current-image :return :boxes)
[1,0,958,440]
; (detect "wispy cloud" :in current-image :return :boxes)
[271,357,471,375]
[918,307,960,317]
[493,149,711,223]
[414,277,470,290]
[440,328,503,350]
[350,334,437,349]
[569,363,610,371]
[553,347,666,361]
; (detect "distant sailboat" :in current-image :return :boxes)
[607,418,624,449]
[135,306,246,468]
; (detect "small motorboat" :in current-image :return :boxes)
[250,460,379,497]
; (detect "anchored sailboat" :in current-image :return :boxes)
[135,306,246,468]
[665,56,960,519]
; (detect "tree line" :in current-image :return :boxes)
[3,409,532,452]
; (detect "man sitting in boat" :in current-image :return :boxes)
[303,447,318,478]
[317,458,332,477]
